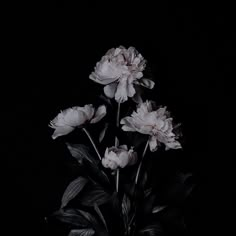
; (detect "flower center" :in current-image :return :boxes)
[152,125,160,135]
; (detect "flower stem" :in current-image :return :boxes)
[115,102,121,192]
[130,138,149,236]
[116,168,120,192]
[83,128,102,160]
[135,138,150,185]
[115,102,120,147]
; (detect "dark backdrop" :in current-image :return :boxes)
[6,3,231,236]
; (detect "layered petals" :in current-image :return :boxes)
[49,105,106,139]
[89,46,155,103]
[102,145,137,170]
[121,101,182,151]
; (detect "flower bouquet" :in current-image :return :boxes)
[46,46,193,236]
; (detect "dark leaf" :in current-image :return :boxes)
[61,177,88,208]
[143,193,156,215]
[67,143,110,187]
[99,123,108,143]
[144,188,152,198]
[66,143,99,165]
[94,203,108,232]
[122,194,131,232]
[152,205,167,214]
[80,183,111,206]
[82,159,110,187]
[78,208,109,236]
[77,209,98,226]
[160,207,187,234]
[68,229,95,236]
[141,171,148,189]
[138,224,162,236]
[122,194,131,221]
[178,173,192,183]
[99,94,113,107]
[165,172,194,203]
[109,192,120,215]
[51,209,89,228]
[132,85,144,104]
[123,183,135,198]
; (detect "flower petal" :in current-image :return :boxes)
[139,78,155,89]
[104,83,117,98]
[127,83,136,97]
[128,151,138,166]
[115,78,129,103]
[89,72,109,85]
[156,107,167,117]
[132,85,143,103]
[52,126,74,139]
[82,104,95,121]
[90,105,107,124]
[119,145,128,150]
[165,141,182,150]
[120,117,137,132]
[118,152,129,168]
[149,136,158,152]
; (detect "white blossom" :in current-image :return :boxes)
[120,101,181,151]
[89,46,155,103]
[102,145,137,170]
[49,104,106,139]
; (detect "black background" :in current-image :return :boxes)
[6,2,231,236]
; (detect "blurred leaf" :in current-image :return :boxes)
[61,177,88,208]
[122,194,131,219]
[159,207,186,234]
[144,188,152,198]
[138,224,162,236]
[51,209,89,228]
[165,172,194,203]
[82,159,110,187]
[68,229,95,236]
[178,173,192,183]
[141,171,148,189]
[143,193,156,216]
[99,94,113,107]
[123,183,135,199]
[132,90,143,103]
[77,209,98,226]
[94,203,108,232]
[109,192,120,215]
[66,143,99,165]
[122,194,131,230]
[152,205,167,214]
[78,209,109,236]
[99,123,108,143]
[67,143,110,187]
[80,183,111,206]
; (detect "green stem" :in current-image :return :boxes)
[83,128,102,160]
[135,138,150,185]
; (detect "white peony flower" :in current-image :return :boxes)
[102,145,137,170]
[49,104,106,139]
[120,101,182,152]
[89,46,155,103]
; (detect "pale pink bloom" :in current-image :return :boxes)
[102,145,137,170]
[89,46,155,103]
[49,104,106,139]
[120,101,181,151]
